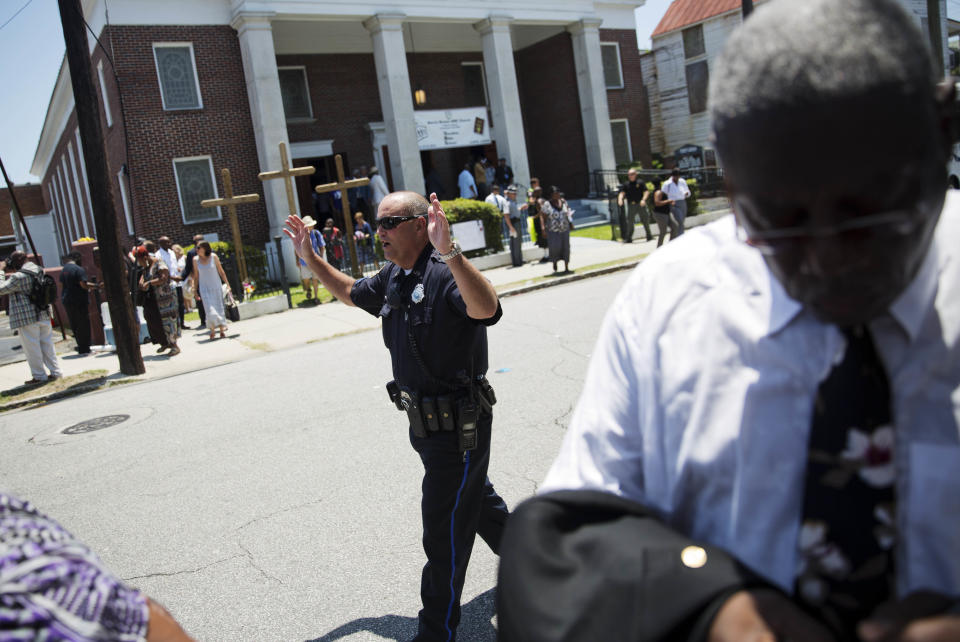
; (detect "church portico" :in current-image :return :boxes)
[266,10,633,198]
[32,0,644,268]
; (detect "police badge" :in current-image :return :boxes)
[411,283,425,304]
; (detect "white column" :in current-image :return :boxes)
[231,11,299,279]
[475,16,530,191]
[568,18,617,191]
[364,14,425,194]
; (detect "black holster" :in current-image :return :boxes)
[387,380,427,438]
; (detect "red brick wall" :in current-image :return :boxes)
[0,185,46,238]
[99,25,267,248]
[278,53,382,176]
[602,28,652,167]
[515,32,591,197]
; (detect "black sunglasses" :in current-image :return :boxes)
[376,215,422,230]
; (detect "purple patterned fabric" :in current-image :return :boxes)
[0,493,149,641]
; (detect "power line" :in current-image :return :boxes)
[0,0,34,32]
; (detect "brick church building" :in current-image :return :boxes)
[29,0,648,273]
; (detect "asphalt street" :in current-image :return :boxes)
[0,269,632,642]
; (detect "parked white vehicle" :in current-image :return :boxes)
[949,143,960,189]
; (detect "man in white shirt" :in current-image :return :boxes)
[498,1,960,640]
[485,185,510,248]
[484,184,508,213]
[458,163,477,199]
[369,166,390,212]
[661,168,691,236]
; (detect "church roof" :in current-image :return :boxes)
[651,0,742,38]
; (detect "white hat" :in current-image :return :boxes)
[301,216,318,228]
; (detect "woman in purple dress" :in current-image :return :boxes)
[0,492,193,641]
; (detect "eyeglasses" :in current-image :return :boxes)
[736,206,927,256]
[376,215,422,230]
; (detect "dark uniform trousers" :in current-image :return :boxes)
[64,302,91,353]
[508,218,524,267]
[410,410,509,641]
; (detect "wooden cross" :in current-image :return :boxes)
[314,154,371,277]
[201,168,260,284]
[258,141,316,218]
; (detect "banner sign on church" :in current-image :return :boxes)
[415,107,491,151]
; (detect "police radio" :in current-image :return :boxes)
[456,398,479,451]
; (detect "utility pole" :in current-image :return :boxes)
[58,0,144,375]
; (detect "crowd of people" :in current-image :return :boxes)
[0,234,238,383]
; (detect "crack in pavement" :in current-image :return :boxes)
[237,540,285,585]
[523,474,541,495]
[235,498,324,532]
[552,404,574,432]
[557,335,592,361]
[550,359,583,385]
[123,554,243,582]
[227,498,324,586]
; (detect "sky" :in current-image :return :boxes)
[0,0,64,185]
[634,0,673,51]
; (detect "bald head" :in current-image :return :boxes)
[380,191,430,219]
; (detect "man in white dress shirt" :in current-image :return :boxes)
[498,1,960,640]
[662,168,691,236]
[156,235,184,330]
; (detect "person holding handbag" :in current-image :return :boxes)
[191,241,231,340]
[135,245,181,356]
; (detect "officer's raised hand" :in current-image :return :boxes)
[283,215,315,261]
[427,192,453,254]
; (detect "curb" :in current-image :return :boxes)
[497,258,642,298]
[0,377,108,412]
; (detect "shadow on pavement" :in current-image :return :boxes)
[306,587,496,642]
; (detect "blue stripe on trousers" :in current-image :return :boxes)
[444,451,471,641]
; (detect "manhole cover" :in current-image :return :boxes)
[61,414,131,435]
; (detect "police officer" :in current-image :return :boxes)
[617,168,653,243]
[285,190,510,642]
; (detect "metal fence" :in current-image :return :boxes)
[591,167,727,199]
[220,245,285,302]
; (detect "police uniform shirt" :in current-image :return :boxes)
[619,179,647,204]
[59,263,89,307]
[351,244,502,395]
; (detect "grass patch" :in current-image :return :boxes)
[240,341,272,352]
[0,369,108,406]
[570,224,615,241]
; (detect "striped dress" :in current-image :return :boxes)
[0,492,149,641]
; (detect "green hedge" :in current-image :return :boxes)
[439,198,503,256]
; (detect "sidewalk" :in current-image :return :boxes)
[0,210,730,407]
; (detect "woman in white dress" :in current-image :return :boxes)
[191,241,232,340]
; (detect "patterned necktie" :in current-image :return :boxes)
[795,325,896,637]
